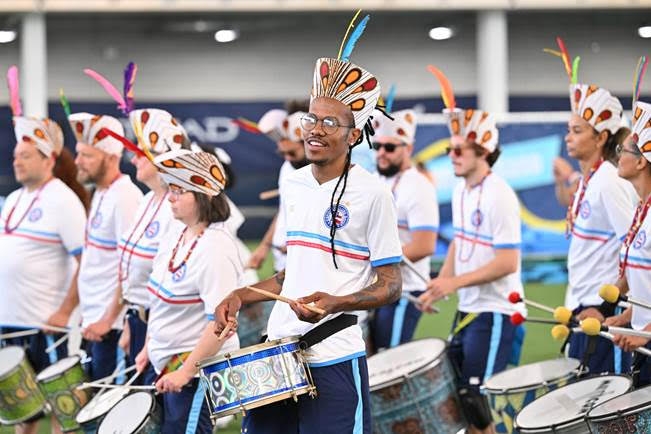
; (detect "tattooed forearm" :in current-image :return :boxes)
[343,263,402,310]
[274,269,285,287]
[234,269,285,304]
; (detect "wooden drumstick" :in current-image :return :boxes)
[245,286,326,315]
[259,189,279,200]
[218,321,236,340]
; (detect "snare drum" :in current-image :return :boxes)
[0,346,47,424]
[586,385,651,433]
[198,336,315,418]
[367,338,466,434]
[36,355,92,432]
[76,387,130,433]
[97,392,161,434]
[482,358,581,433]
[237,301,273,347]
[514,375,632,433]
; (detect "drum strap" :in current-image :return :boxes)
[580,335,599,371]
[299,314,358,349]
[448,311,478,340]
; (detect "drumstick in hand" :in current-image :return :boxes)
[246,286,326,315]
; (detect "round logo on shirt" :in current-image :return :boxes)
[145,221,160,239]
[471,209,483,227]
[323,204,350,229]
[634,230,646,250]
[91,212,102,229]
[172,263,187,282]
[28,208,42,222]
[580,201,591,219]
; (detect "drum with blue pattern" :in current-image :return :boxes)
[586,385,651,433]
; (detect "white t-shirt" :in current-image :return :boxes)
[566,161,638,310]
[267,164,403,366]
[224,196,258,286]
[77,175,143,327]
[451,173,525,315]
[118,191,174,308]
[380,167,439,292]
[271,161,296,271]
[146,222,242,372]
[620,206,651,330]
[0,179,86,327]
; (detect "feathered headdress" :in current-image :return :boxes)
[427,65,498,152]
[631,56,651,161]
[546,37,623,134]
[83,62,138,115]
[154,149,227,197]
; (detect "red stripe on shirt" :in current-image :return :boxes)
[86,241,117,251]
[146,286,202,304]
[118,246,155,260]
[2,232,62,244]
[286,240,370,261]
[454,233,493,247]
[571,231,609,243]
[622,262,651,271]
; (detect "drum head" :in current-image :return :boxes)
[367,338,446,389]
[0,346,25,377]
[587,384,651,420]
[483,358,580,393]
[36,355,79,381]
[76,387,130,423]
[98,392,152,434]
[515,375,631,430]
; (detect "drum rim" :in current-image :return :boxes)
[212,384,312,418]
[0,346,28,381]
[35,355,81,382]
[513,374,633,430]
[585,384,651,422]
[76,387,130,424]
[482,358,580,395]
[368,337,449,391]
[0,401,47,426]
[197,335,301,368]
[98,391,156,433]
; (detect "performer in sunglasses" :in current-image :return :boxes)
[248,105,309,272]
[370,109,439,351]
[418,67,525,434]
[214,13,402,433]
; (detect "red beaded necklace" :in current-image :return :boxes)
[619,193,651,278]
[119,191,168,283]
[168,226,205,274]
[566,159,603,239]
[457,171,491,263]
[4,177,53,234]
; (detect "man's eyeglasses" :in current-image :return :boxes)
[372,142,407,153]
[616,143,641,157]
[301,113,354,135]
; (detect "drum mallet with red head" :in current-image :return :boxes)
[510,312,561,326]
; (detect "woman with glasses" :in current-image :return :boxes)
[370,109,439,352]
[606,97,651,387]
[547,41,637,376]
[134,149,241,434]
[418,66,524,434]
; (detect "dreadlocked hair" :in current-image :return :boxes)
[327,107,394,268]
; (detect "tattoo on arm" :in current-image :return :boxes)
[274,270,285,287]
[349,264,401,309]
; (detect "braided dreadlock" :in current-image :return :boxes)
[327,107,393,268]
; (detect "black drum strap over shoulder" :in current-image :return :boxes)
[299,314,358,350]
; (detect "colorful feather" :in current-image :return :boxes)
[83,68,126,111]
[556,37,573,82]
[59,88,72,118]
[101,127,146,158]
[633,56,649,107]
[543,48,562,57]
[133,119,156,162]
[123,62,137,114]
[385,84,397,113]
[340,14,370,62]
[232,118,262,134]
[337,9,362,60]
[427,65,456,110]
[571,56,581,84]
[7,65,22,116]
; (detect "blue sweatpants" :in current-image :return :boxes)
[126,308,148,385]
[633,342,651,387]
[0,326,68,373]
[157,377,212,434]
[242,355,371,434]
[84,329,126,382]
[371,291,423,350]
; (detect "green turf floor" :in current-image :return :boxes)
[2,244,567,433]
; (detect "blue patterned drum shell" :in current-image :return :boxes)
[97,392,161,434]
[237,301,273,347]
[586,385,651,433]
[482,358,580,433]
[367,338,466,434]
[198,336,313,418]
[515,375,632,434]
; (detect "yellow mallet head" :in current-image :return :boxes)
[581,317,602,336]
[551,324,570,341]
[554,306,573,325]
[599,284,620,304]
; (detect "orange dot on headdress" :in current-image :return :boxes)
[464,110,474,126]
[190,174,210,187]
[320,61,329,89]
[171,117,179,126]
[450,119,460,135]
[338,69,362,93]
[75,122,84,134]
[141,111,150,124]
[642,140,651,153]
[352,77,377,94]
[634,106,643,123]
[294,128,301,138]
[173,134,184,144]
[467,131,477,142]
[22,135,33,143]
[582,108,594,121]
[595,110,612,125]
[397,128,406,136]
[161,159,185,169]
[349,99,366,111]
[574,88,582,105]
[149,132,159,146]
[404,113,414,124]
[210,165,225,184]
[282,119,289,130]
[586,85,598,98]
[481,131,492,144]
[34,129,45,139]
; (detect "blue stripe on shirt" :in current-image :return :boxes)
[286,231,370,252]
